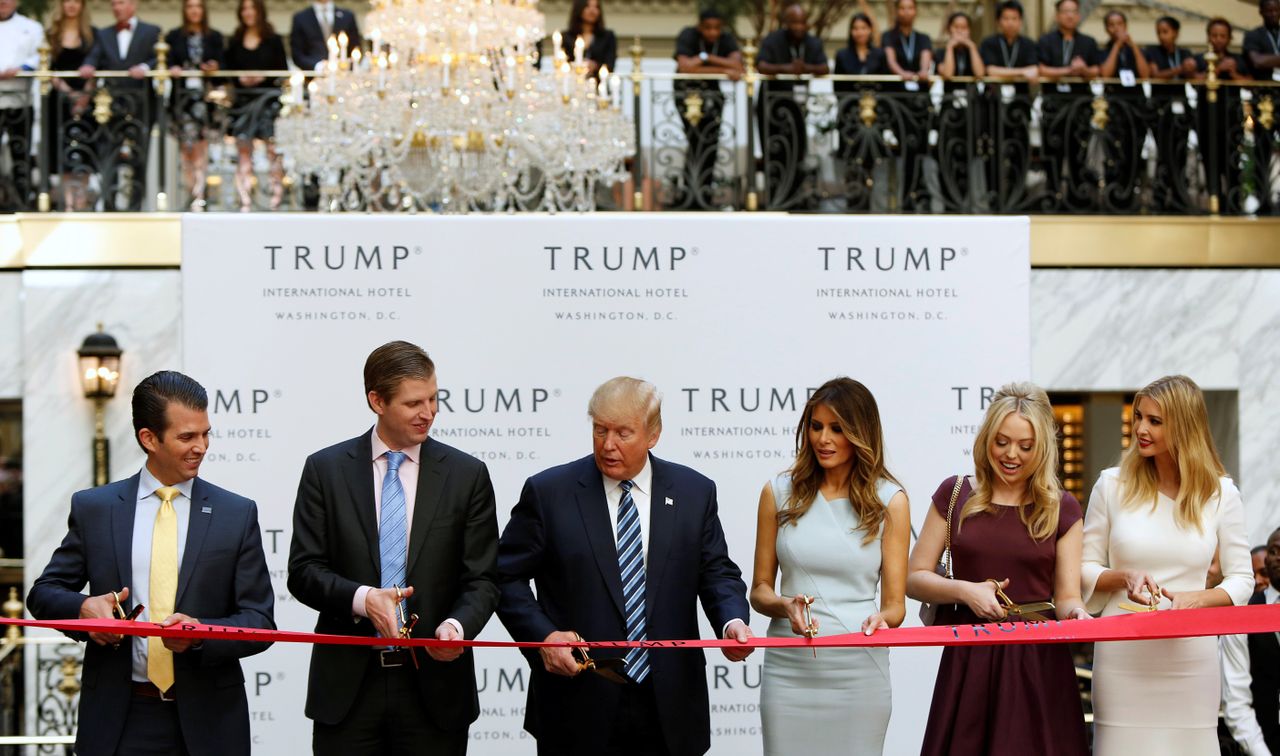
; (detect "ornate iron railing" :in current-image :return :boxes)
[3,41,1277,215]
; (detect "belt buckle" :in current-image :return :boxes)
[379,649,403,668]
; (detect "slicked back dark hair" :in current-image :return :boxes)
[132,371,208,450]
[364,341,435,409]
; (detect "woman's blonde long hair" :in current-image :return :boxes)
[960,382,1062,542]
[46,0,94,56]
[779,377,902,544]
[1119,375,1225,532]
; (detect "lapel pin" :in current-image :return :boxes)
[665,497,674,506]
[201,506,212,514]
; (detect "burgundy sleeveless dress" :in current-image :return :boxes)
[920,476,1089,756]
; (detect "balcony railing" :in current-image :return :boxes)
[1,52,1276,215]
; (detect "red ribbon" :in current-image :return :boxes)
[3,604,1278,649]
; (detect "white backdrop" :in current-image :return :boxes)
[181,213,1029,754]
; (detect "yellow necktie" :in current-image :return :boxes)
[148,486,180,694]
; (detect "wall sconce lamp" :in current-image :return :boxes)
[77,325,123,487]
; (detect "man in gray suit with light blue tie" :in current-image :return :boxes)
[28,370,275,756]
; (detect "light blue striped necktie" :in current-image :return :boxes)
[379,451,408,589]
[617,479,650,683]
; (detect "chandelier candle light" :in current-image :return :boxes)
[274,0,635,212]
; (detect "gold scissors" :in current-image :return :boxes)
[1118,582,1162,613]
[988,579,1056,622]
[800,594,818,657]
[393,585,420,668]
[109,591,144,650]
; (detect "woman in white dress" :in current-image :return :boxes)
[751,377,910,756]
[1082,374,1254,754]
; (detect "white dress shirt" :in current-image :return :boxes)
[0,12,42,108]
[1222,585,1279,756]
[313,2,335,36]
[130,466,194,683]
[602,457,744,638]
[352,428,463,637]
[115,16,137,60]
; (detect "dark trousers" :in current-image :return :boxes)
[0,106,34,211]
[313,652,468,756]
[536,680,670,756]
[115,690,190,756]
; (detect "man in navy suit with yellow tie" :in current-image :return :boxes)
[497,376,754,756]
[28,371,275,756]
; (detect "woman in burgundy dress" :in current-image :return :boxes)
[907,382,1090,756]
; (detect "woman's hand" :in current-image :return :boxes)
[1066,607,1091,620]
[1160,587,1201,610]
[784,594,816,636]
[860,612,889,636]
[962,578,1009,621]
[1119,570,1161,605]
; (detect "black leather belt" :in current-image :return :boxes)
[131,681,177,701]
[376,649,412,668]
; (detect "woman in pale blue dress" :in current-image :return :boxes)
[751,377,910,755]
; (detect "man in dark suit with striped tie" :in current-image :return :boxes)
[287,341,499,755]
[497,376,754,756]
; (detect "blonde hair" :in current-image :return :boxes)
[46,0,94,56]
[587,376,662,435]
[1119,375,1225,531]
[960,382,1062,542]
[780,377,902,544]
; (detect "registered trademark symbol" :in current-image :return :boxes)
[552,389,562,398]
[277,672,285,680]
[691,248,699,256]
[273,390,282,398]
[414,247,423,255]
[960,248,969,256]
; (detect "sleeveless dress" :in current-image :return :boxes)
[1082,468,1254,755]
[760,475,901,756]
[921,476,1088,756]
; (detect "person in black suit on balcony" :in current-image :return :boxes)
[290,0,361,71]
[79,0,161,210]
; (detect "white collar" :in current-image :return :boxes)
[1266,585,1279,605]
[137,465,195,502]
[603,455,653,497]
[370,426,421,466]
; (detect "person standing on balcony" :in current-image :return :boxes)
[1244,0,1280,81]
[979,0,1037,81]
[0,0,42,211]
[671,9,742,209]
[289,0,360,71]
[1100,11,1149,80]
[164,0,224,211]
[560,0,616,78]
[45,0,97,210]
[224,0,287,212]
[1144,17,1196,80]
[78,0,161,211]
[1194,18,1251,81]
[756,3,827,209]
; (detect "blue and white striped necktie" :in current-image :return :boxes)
[616,479,650,683]
[379,451,408,589]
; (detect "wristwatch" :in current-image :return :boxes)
[699,51,709,63]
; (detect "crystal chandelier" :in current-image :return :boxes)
[275,0,635,212]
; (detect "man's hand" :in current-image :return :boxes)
[77,64,96,79]
[721,620,754,662]
[80,587,128,646]
[128,64,147,80]
[159,613,201,652]
[426,622,464,663]
[0,68,19,81]
[539,630,583,676]
[364,585,413,639]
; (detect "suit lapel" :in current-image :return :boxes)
[404,439,447,577]
[112,475,141,594]
[176,478,213,605]
[345,433,381,573]
[643,456,675,615]
[576,461,626,619]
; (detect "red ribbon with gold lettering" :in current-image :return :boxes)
[2,604,1278,649]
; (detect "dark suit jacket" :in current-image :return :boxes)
[1248,591,1280,754]
[163,28,226,68]
[289,6,361,70]
[287,431,499,731]
[85,19,162,88]
[27,474,275,756]
[497,454,749,756]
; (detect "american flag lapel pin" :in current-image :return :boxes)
[665,497,674,506]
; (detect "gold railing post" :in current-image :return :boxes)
[629,36,644,211]
[1204,51,1221,215]
[36,42,54,212]
[153,41,171,212]
[3,587,22,644]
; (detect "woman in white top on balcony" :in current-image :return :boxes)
[1081,374,1254,755]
